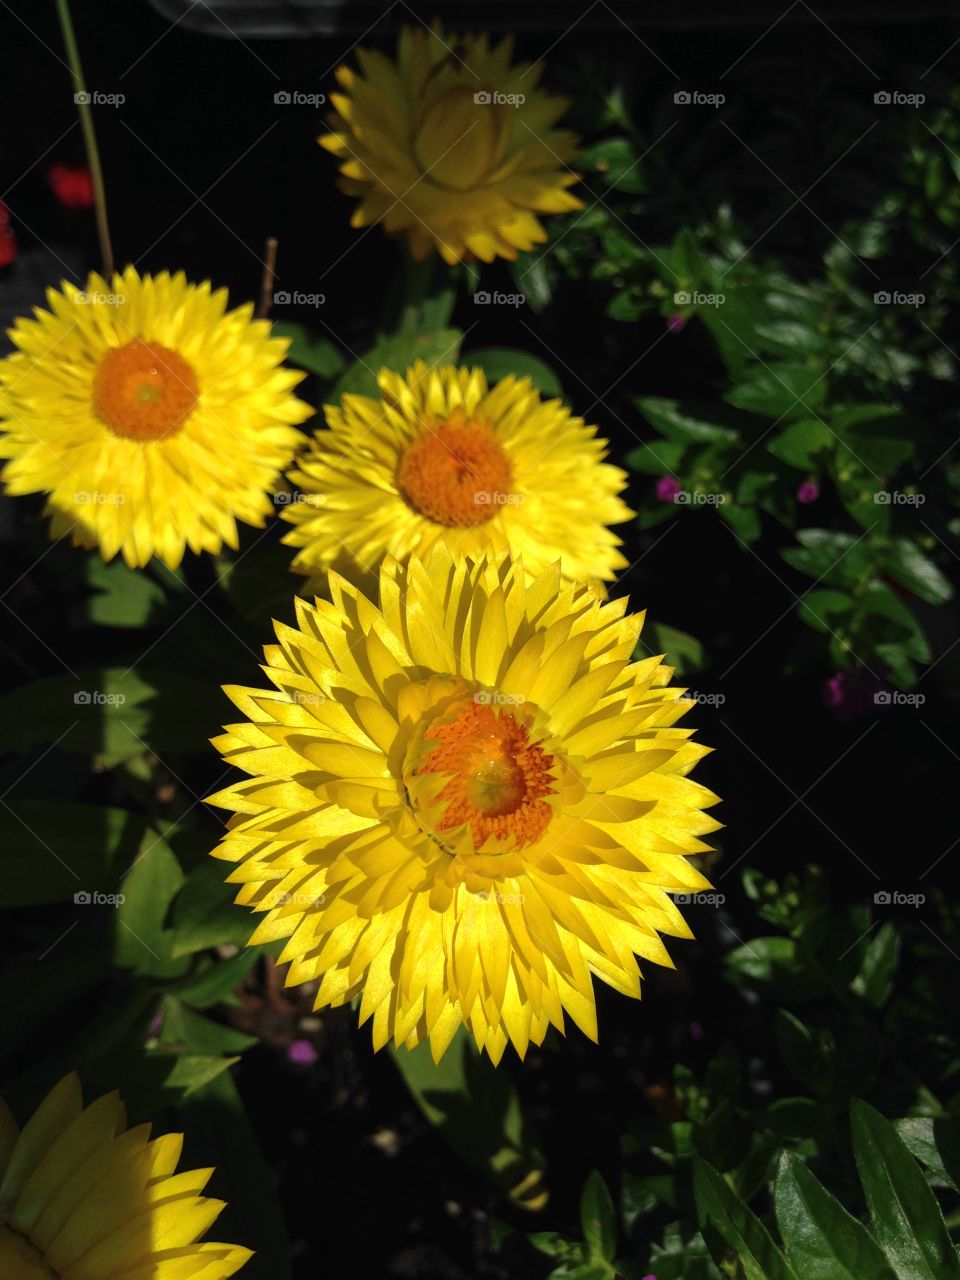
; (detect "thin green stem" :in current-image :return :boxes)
[54,0,114,276]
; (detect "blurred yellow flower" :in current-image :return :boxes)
[0,267,312,569]
[321,23,582,263]
[282,361,633,590]
[209,548,719,1064]
[0,1074,250,1278]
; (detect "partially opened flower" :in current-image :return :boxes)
[0,1073,250,1278]
[208,548,719,1063]
[282,361,633,589]
[321,22,582,263]
[0,267,312,569]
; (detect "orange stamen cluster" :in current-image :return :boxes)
[396,413,513,527]
[419,701,555,849]
[92,338,198,441]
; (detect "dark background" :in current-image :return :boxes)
[1,2,959,1276]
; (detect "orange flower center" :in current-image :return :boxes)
[396,417,513,527]
[92,338,198,441]
[418,700,555,850]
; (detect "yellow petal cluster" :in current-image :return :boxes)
[209,548,719,1063]
[321,23,582,262]
[0,267,313,569]
[0,1075,250,1279]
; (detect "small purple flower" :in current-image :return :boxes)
[689,1021,704,1041]
[796,480,820,505]
[822,671,892,721]
[288,1038,318,1067]
[656,475,682,503]
[666,313,686,333]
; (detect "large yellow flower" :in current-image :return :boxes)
[321,23,582,263]
[208,549,719,1064]
[0,267,312,569]
[282,361,633,589]
[0,1074,250,1278]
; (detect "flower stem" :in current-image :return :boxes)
[54,0,114,276]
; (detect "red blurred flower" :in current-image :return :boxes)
[0,202,17,267]
[47,163,94,210]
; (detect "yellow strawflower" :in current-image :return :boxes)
[209,549,719,1064]
[0,267,312,569]
[321,23,581,262]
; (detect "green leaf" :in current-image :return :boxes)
[725,363,827,421]
[579,136,647,193]
[852,1099,960,1280]
[774,1151,895,1280]
[649,622,706,675]
[719,502,762,544]
[466,347,563,396]
[725,938,823,1000]
[390,1030,547,1211]
[84,558,169,628]
[0,801,148,905]
[635,397,741,445]
[624,439,686,475]
[693,1155,799,1280]
[176,948,261,1009]
[895,1117,960,1192]
[115,834,189,978]
[782,529,867,586]
[331,327,463,400]
[850,922,900,1007]
[271,321,345,379]
[510,252,551,312]
[580,1170,617,1262]
[170,860,255,958]
[796,590,854,634]
[0,667,225,765]
[767,420,833,469]
[883,539,953,605]
[158,998,257,1056]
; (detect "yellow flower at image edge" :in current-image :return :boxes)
[322,23,582,263]
[208,549,720,1064]
[0,1074,250,1278]
[282,361,634,588]
[0,267,313,569]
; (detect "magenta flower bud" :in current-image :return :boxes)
[656,475,682,503]
[796,480,820,505]
[288,1038,318,1066]
[666,313,686,333]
